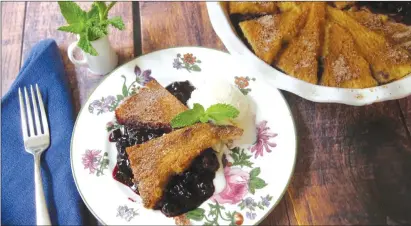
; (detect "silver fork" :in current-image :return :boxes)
[18,84,51,225]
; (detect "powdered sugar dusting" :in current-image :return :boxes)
[401,40,411,51]
[385,44,409,63]
[361,13,385,31]
[392,27,411,40]
[332,55,359,84]
[294,37,316,71]
[256,15,279,53]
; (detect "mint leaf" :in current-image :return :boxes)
[106,16,125,30]
[94,2,107,19]
[199,115,209,123]
[57,24,83,34]
[249,167,261,178]
[170,103,239,128]
[206,103,239,122]
[171,103,204,128]
[58,2,86,24]
[193,103,205,114]
[78,33,97,56]
[87,3,100,20]
[89,26,106,40]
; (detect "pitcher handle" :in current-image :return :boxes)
[68,41,88,66]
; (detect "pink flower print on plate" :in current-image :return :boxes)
[212,167,250,204]
[82,149,102,174]
[250,120,277,158]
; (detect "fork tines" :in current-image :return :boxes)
[18,84,49,138]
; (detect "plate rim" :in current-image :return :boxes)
[70,46,298,225]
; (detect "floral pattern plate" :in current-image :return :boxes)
[71,47,297,225]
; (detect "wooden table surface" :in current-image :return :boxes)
[2,2,411,225]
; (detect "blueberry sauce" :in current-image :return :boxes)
[155,148,219,217]
[109,81,219,217]
[165,81,195,105]
[111,127,166,194]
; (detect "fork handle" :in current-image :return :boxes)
[34,153,51,225]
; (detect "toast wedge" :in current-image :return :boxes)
[275,2,326,84]
[126,123,243,209]
[347,10,411,53]
[115,80,188,130]
[327,6,411,83]
[239,3,309,64]
[321,22,378,88]
[228,2,277,15]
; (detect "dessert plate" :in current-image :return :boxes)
[71,47,297,225]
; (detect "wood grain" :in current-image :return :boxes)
[1,2,26,96]
[21,2,134,113]
[139,2,411,225]
[398,96,411,138]
[284,92,411,225]
[140,2,225,53]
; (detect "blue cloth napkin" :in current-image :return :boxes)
[1,39,94,225]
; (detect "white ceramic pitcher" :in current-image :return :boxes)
[68,35,118,75]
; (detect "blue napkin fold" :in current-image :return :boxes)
[1,39,93,225]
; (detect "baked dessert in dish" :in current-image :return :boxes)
[109,79,244,218]
[227,1,411,89]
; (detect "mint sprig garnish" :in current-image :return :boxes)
[58,1,125,56]
[171,103,240,129]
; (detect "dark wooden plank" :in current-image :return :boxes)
[21,2,134,113]
[398,97,411,139]
[140,2,226,53]
[132,2,142,57]
[139,2,290,225]
[1,2,26,96]
[284,91,411,225]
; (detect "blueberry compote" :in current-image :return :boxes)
[109,80,220,217]
[165,81,195,105]
[111,127,167,194]
[155,148,219,217]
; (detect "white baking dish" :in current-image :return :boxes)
[206,2,411,106]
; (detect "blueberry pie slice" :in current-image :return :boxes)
[115,79,188,131]
[126,123,243,217]
[111,80,243,218]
